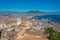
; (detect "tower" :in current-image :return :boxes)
[17,18,21,25]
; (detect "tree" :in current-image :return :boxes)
[45,27,60,40]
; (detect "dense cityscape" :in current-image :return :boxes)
[0,0,60,40]
[0,12,60,40]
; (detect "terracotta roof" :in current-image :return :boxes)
[26,30,42,36]
[17,29,26,35]
[18,36,48,40]
[5,31,17,35]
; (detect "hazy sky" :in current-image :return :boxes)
[0,0,60,12]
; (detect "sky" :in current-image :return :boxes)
[0,0,60,12]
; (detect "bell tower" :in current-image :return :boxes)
[17,18,21,25]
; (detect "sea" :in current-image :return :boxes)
[32,15,60,22]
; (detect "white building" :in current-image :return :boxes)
[16,18,21,25]
[0,22,7,29]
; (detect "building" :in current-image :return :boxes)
[16,18,21,25]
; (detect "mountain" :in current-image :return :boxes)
[0,10,60,16]
[26,10,45,13]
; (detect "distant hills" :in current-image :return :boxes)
[48,12,60,15]
[0,10,60,16]
[0,11,21,16]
